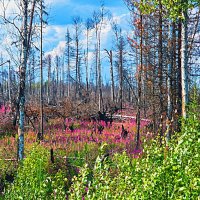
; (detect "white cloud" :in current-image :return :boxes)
[45,40,65,57]
[0,1,20,18]
[44,12,130,57]
[44,25,68,39]
[43,24,68,53]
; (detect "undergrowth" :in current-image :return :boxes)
[1,104,199,199]
[4,145,66,200]
[68,104,200,200]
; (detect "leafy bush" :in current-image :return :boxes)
[68,108,200,200]
[4,145,67,200]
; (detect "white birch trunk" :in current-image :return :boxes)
[181,10,189,119]
[18,0,28,160]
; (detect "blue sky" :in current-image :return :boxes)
[48,0,129,25]
[43,0,132,83]
[44,0,130,53]
[0,0,130,59]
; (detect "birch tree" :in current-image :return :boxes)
[0,0,47,159]
[18,0,28,160]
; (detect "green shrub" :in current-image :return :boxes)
[68,109,200,200]
[4,145,67,200]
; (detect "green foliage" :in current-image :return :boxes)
[190,84,200,109]
[139,0,199,20]
[69,109,200,199]
[4,145,67,200]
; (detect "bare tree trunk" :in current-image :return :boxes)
[136,13,143,150]
[166,22,173,143]
[72,17,82,99]
[52,69,56,104]
[119,42,123,110]
[93,7,105,111]
[0,56,5,102]
[143,17,150,119]
[98,31,103,111]
[84,18,93,92]
[181,9,189,118]
[28,60,31,98]
[95,44,98,103]
[67,55,70,98]
[110,51,115,103]
[112,24,124,109]
[177,19,182,130]
[55,56,59,101]
[158,0,164,143]
[143,54,148,119]
[47,55,51,104]
[78,57,81,92]
[18,0,28,160]
[171,21,176,118]
[66,29,71,97]
[62,56,65,97]
[75,37,79,99]
[40,0,44,140]
[152,48,156,135]
[8,60,11,104]
[105,50,115,102]
[32,54,35,96]
[59,64,63,98]
[86,29,89,92]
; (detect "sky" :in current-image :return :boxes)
[42,0,132,82]
[47,0,128,25]
[0,0,130,52]
[0,0,132,83]
[44,0,130,54]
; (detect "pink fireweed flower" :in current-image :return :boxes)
[114,134,121,141]
[99,120,106,127]
[129,148,143,158]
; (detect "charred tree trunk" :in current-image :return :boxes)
[47,55,51,104]
[40,0,44,140]
[119,41,123,111]
[86,28,89,92]
[177,19,182,130]
[158,0,164,143]
[136,13,143,150]
[166,22,173,143]
[66,29,71,98]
